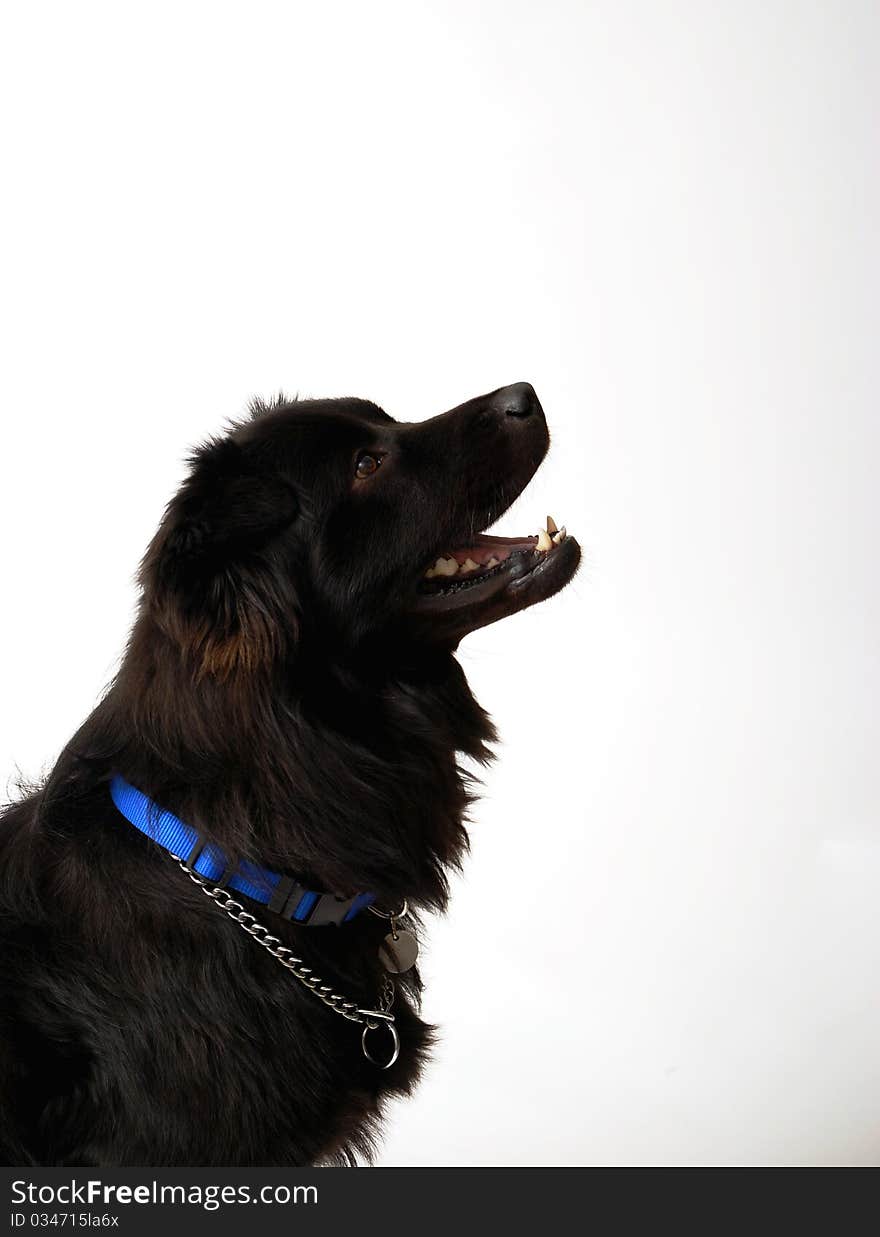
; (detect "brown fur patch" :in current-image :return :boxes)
[156,600,286,681]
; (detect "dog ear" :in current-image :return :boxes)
[142,436,300,678]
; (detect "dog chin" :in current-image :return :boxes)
[409,531,580,643]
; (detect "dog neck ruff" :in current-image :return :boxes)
[109,774,375,926]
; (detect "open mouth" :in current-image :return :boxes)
[418,516,569,597]
[410,508,579,640]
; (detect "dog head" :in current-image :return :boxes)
[140,383,580,677]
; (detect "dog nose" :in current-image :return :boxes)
[494,382,542,419]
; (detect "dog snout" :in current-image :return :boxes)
[491,381,543,421]
[415,382,548,455]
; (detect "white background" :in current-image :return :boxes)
[1,2,877,1166]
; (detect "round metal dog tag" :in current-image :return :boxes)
[379,929,419,974]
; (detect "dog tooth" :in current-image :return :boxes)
[546,515,558,535]
[536,529,553,552]
[433,556,459,577]
[552,527,567,545]
[425,567,436,578]
[460,557,479,573]
[486,556,499,568]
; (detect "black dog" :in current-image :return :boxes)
[0,383,579,1165]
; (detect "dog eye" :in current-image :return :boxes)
[355,452,383,479]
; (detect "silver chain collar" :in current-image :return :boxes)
[168,853,400,1068]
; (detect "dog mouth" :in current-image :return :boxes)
[417,516,569,597]
[410,510,579,641]
[408,502,581,643]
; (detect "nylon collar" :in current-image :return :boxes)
[109,774,375,926]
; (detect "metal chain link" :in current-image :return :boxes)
[168,854,396,1033]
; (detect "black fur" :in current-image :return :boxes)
[0,384,579,1165]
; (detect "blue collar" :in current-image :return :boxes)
[109,774,375,926]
